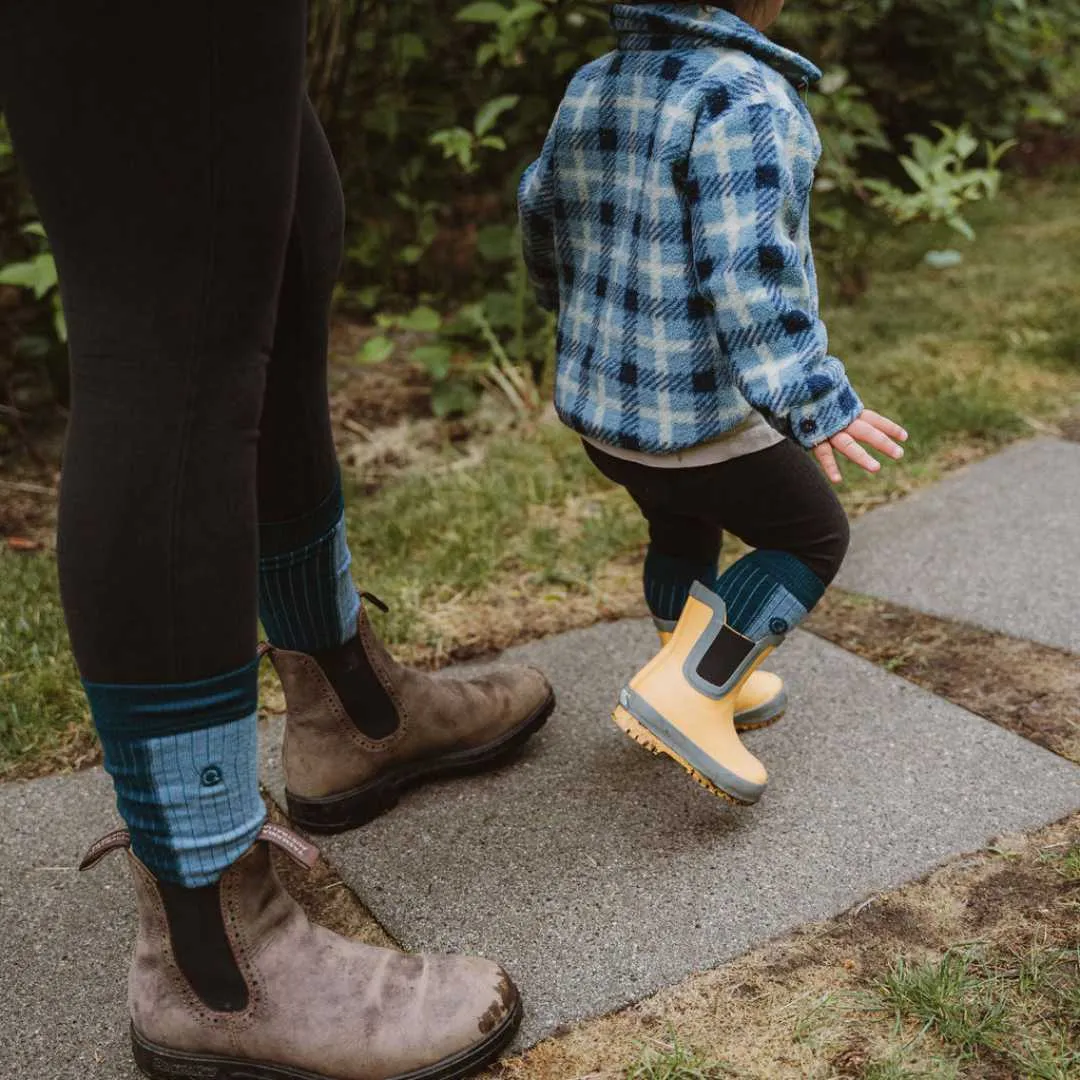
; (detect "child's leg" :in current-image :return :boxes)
[590,439,848,804]
[582,442,723,625]
[702,440,849,639]
[641,515,722,625]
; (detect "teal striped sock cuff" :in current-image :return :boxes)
[258,476,361,653]
[715,550,826,641]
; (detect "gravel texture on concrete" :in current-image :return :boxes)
[269,619,1080,1046]
[838,437,1080,653]
[0,768,138,1080]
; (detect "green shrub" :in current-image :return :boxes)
[2,0,1079,416]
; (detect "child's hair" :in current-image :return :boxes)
[622,1,771,20]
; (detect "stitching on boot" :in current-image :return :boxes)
[294,652,400,755]
[129,856,215,1023]
[219,865,261,1032]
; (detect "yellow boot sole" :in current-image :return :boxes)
[613,704,748,805]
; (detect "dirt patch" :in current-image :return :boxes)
[485,816,1080,1080]
[0,425,61,548]
[264,800,396,949]
[805,591,1080,764]
[0,474,56,547]
[1059,411,1080,443]
[331,358,434,430]
[394,558,646,669]
[1012,128,1080,179]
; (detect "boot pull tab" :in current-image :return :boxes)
[359,591,389,614]
[257,641,274,659]
[258,823,320,870]
[79,828,131,871]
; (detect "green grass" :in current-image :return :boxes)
[861,1057,959,1080]
[342,421,647,646]
[625,1034,733,1079]
[876,951,1009,1054]
[0,549,90,776]
[872,941,1080,1078]
[3,176,1080,777]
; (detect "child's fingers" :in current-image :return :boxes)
[861,410,908,442]
[849,418,905,461]
[831,432,881,475]
[813,442,843,484]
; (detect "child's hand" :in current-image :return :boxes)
[812,410,908,484]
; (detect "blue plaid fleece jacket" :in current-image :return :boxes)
[518,3,862,453]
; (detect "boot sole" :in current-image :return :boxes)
[613,704,760,806]
[131,994,523,1080]
[734,686,788,734]
[286,691,556,833]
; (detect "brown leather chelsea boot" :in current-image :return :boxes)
[81,823,522,1080]
[265,602,555,833]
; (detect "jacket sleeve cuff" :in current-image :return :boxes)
[786,371,864,450]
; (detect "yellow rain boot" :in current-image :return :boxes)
[654,619,786,732]
[617,583,783,805]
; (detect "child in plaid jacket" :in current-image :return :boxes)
[519,1,907,805]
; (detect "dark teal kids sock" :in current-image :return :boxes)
[644,549,720,623]
[714,549,825,640]
[258,474,361,653]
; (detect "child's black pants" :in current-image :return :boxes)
[584,437,850,587]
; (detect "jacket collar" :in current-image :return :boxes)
[611,3,821,88]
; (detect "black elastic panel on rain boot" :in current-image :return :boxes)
[312,635,400,739]
[696,624,756,688]
[158,881,249,1012]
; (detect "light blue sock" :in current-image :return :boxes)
[258,475,361,653]
[715,549,825,640]
[86,659,265,887]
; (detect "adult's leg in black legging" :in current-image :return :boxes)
[257,101,342,525]
[253,102,366,658]
[0,0,307,884]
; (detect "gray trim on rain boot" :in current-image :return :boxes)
[683,582,785,698]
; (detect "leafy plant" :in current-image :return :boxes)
[430,94,520,174]
[5,0,1080,413]
[0,223,66,342]
[865,125,1016,241]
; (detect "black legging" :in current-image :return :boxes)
[584,438,851,586]
[0,0,340,683]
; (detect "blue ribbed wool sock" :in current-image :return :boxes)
[258,474,361,653]
[714,549,825,640]
[86,660,265,887]
[644,549,720,623]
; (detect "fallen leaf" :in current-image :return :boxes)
[6,537,42,552]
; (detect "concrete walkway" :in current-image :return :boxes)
[2,438,1079,1075]
[839,438,1080,653]
[261,624,1079,1046]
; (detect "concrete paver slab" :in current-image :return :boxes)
[5,615,1078,1074]
[292,620,1080,1046]
[838,438,1080,653]
[0,768,137,1080]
